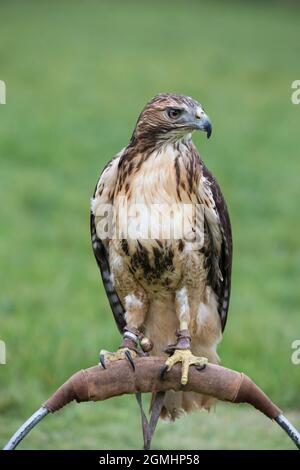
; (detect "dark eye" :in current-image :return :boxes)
[167,108,182,119]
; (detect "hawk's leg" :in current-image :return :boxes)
[162,287,208,385]
[100,291,150,370]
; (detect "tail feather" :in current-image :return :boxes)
[157,385,217,422]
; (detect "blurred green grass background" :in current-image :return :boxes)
[0,0,300,449]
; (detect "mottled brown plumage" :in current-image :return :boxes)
[91,93,232,419]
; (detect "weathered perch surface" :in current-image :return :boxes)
[44,357,281,419]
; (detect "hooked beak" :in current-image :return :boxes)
[194,108,212,139]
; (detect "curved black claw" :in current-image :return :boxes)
[125,349,135,371]
[196,364,207,372]
[160,365,168,381]
[99,354,106,369]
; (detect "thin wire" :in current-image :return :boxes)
[275,414,300,449]
[3,406,49,450]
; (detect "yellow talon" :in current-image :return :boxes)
[99,347,137,365]
[165,349,208,385]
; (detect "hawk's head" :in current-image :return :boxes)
[132,93,212,144]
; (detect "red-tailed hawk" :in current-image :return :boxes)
[91,93,232,420]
